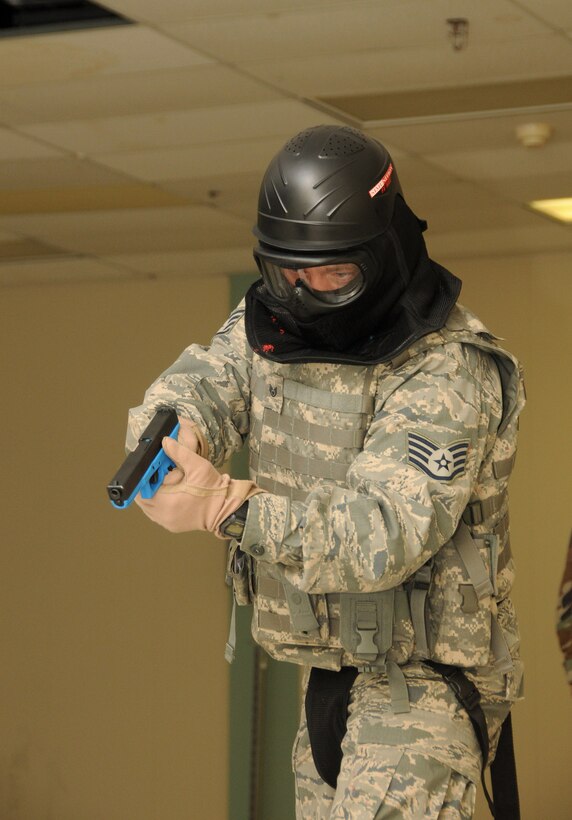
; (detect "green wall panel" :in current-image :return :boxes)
[228,274,299,820]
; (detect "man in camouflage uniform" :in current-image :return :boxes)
[557,533,572,691]
[127,126,525,818]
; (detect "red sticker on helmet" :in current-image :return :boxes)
[369,163,393,198]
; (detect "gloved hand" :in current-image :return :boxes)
[135,418,263,537]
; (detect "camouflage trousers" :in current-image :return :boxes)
[293,663,511,819]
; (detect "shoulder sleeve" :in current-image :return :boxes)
[126,301,252,466]
[241,342,505,593]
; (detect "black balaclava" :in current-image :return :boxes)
[245,195,461,365]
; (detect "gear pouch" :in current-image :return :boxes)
[226,541,252,606]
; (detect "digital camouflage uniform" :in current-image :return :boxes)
[128,300,525,819]
[557,533,572,690]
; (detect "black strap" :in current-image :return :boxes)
[426,661,520,820]
[490,712,520,819]
[304,666,359,789]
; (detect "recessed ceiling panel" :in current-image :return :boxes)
[101,0,335,24]
[323,77,572,124]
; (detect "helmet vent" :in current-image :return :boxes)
[284,130,313,155]
[320,127,367,158]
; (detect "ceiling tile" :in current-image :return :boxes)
[160,171,262,220]
[0,128,63,161]
[19,100,339,156]
[240,34,572,97]
[0,26,212,89]
[0,66,276,126]
[164,0,547,64]
[0,157,128,191]
[103,247,256,278]
[483,170,572,203]
[515,0,572,30]
[427,222,572,259]
[95,138,286,182]
[0,185,189,215]
[0,238,67,260]
[426,141,572,180]
[366,110,572,156]
[0,207,252,255]
[0,257,136,287]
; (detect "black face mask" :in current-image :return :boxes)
[245,197,461,364]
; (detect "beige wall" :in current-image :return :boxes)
[0,275,231,820]
[439,248,572,819]
[1,248,571,819]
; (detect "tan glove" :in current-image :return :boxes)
[135,419,263,537]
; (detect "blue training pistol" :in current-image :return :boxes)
[107,407,180,509]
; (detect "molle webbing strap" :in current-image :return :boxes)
[454,523,495,601]
[258,441,350,482]
[225,598,237,664]
[261,407,366,449]
[256,575,286,601]
[256,571,320,635]
[258,610,341,638]
[251,469,309,502]
[493,453,516,480]
[282,577,320,634]
[386,661,410,714]
[409,562,432,658]
[496,538,513,574]
[489,616,514,675]
[355,601,379,660]
[463,492,506,527]
[283,379,375,415]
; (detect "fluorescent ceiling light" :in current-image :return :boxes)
[529,198,572,224]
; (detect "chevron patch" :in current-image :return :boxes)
[407,432,469,481]
[215,305,245,337]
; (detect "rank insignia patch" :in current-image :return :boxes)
[407,432,469,481]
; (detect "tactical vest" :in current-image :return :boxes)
[227,306,525,703]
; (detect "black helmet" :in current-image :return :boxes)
[253,125,404,319]
[247,126,461,360]
[254,124,402,252]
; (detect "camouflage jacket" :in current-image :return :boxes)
[128,301,525,693]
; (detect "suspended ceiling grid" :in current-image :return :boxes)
[0,0,570,286]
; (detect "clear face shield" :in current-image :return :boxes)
[253,246,375,317]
